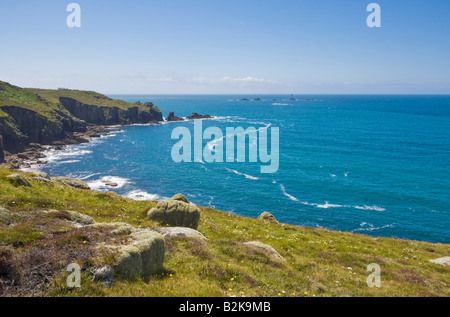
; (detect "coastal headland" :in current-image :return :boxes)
[0,81,448,297]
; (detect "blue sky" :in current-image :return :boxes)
[1,0,449,94]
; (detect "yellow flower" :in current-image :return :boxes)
[230,278,234,281]
[229,288,232,291]
[304,292,308,295]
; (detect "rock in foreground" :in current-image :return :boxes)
[153,227,206,240]
[100,229,165,280]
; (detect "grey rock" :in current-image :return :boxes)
[31,176,54,185]
[147,194,200,229]
[170,193,190,204]
[92,266,115,286]
[51,176,90,190]
[7,174,32,187]
[429,256,450,267]
[65,210,95,225]
[257,212,278,223]
[153,227,206,240]
[243,241,285,262]
[95,229,165,281]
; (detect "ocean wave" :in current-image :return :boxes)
[353,222,394,232]
[280,184,299,201]
[225,168,259,180]
[123,190,167,201]
[87,176,130,191]
[59,160,81,164]
[299,200,385,211]
[354,205,386,211]
[272,103,289,106]
[77,173,102,180]
[206,122,272,152]
[42,148,93,163]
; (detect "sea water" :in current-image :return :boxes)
[39,95,450,243]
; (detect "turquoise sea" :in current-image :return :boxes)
[39,95,450,243]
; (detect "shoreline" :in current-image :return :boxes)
[2,115,218,170]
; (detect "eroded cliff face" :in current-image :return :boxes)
[0,81,165,154]
[0,135,5,163]
[59,97,163,125]
[1,106,82,151]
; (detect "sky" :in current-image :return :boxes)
[0,0,450,94]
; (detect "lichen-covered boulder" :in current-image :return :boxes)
[130,230,166,278]
[65,210,95,225]
[170,193,190,204]
[31,177,54,185]
[24,169,50,180]
[153,227,207,240]
[100,229,165,280]
[243,241,285,262]
[429,257,450,267]
[257,212,278,223]
[147,194,200,229]
[88,222,135,235]
[114,245,143,279]
[7,174,32,187]
[51,176,90,190]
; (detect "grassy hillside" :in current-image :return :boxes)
[27,88,150,112]
[0,167,448,297]
[0,82,66,118]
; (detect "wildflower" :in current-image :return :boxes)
[304,292,308,295]
[230,278,234,281]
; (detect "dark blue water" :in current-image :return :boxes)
[40,95,450,243]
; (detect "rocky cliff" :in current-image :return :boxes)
[0,81,164,153]
[60,97,163,125]
[0,135,4,163]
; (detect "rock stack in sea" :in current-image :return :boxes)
[166,111,184,122]
[187,112,211,120]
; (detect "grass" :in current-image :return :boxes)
[0,167,448,297]
[27,88,150,112]
[0,81,65,119]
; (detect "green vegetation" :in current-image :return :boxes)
[0,167,448,297]
[27,88,151,112]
